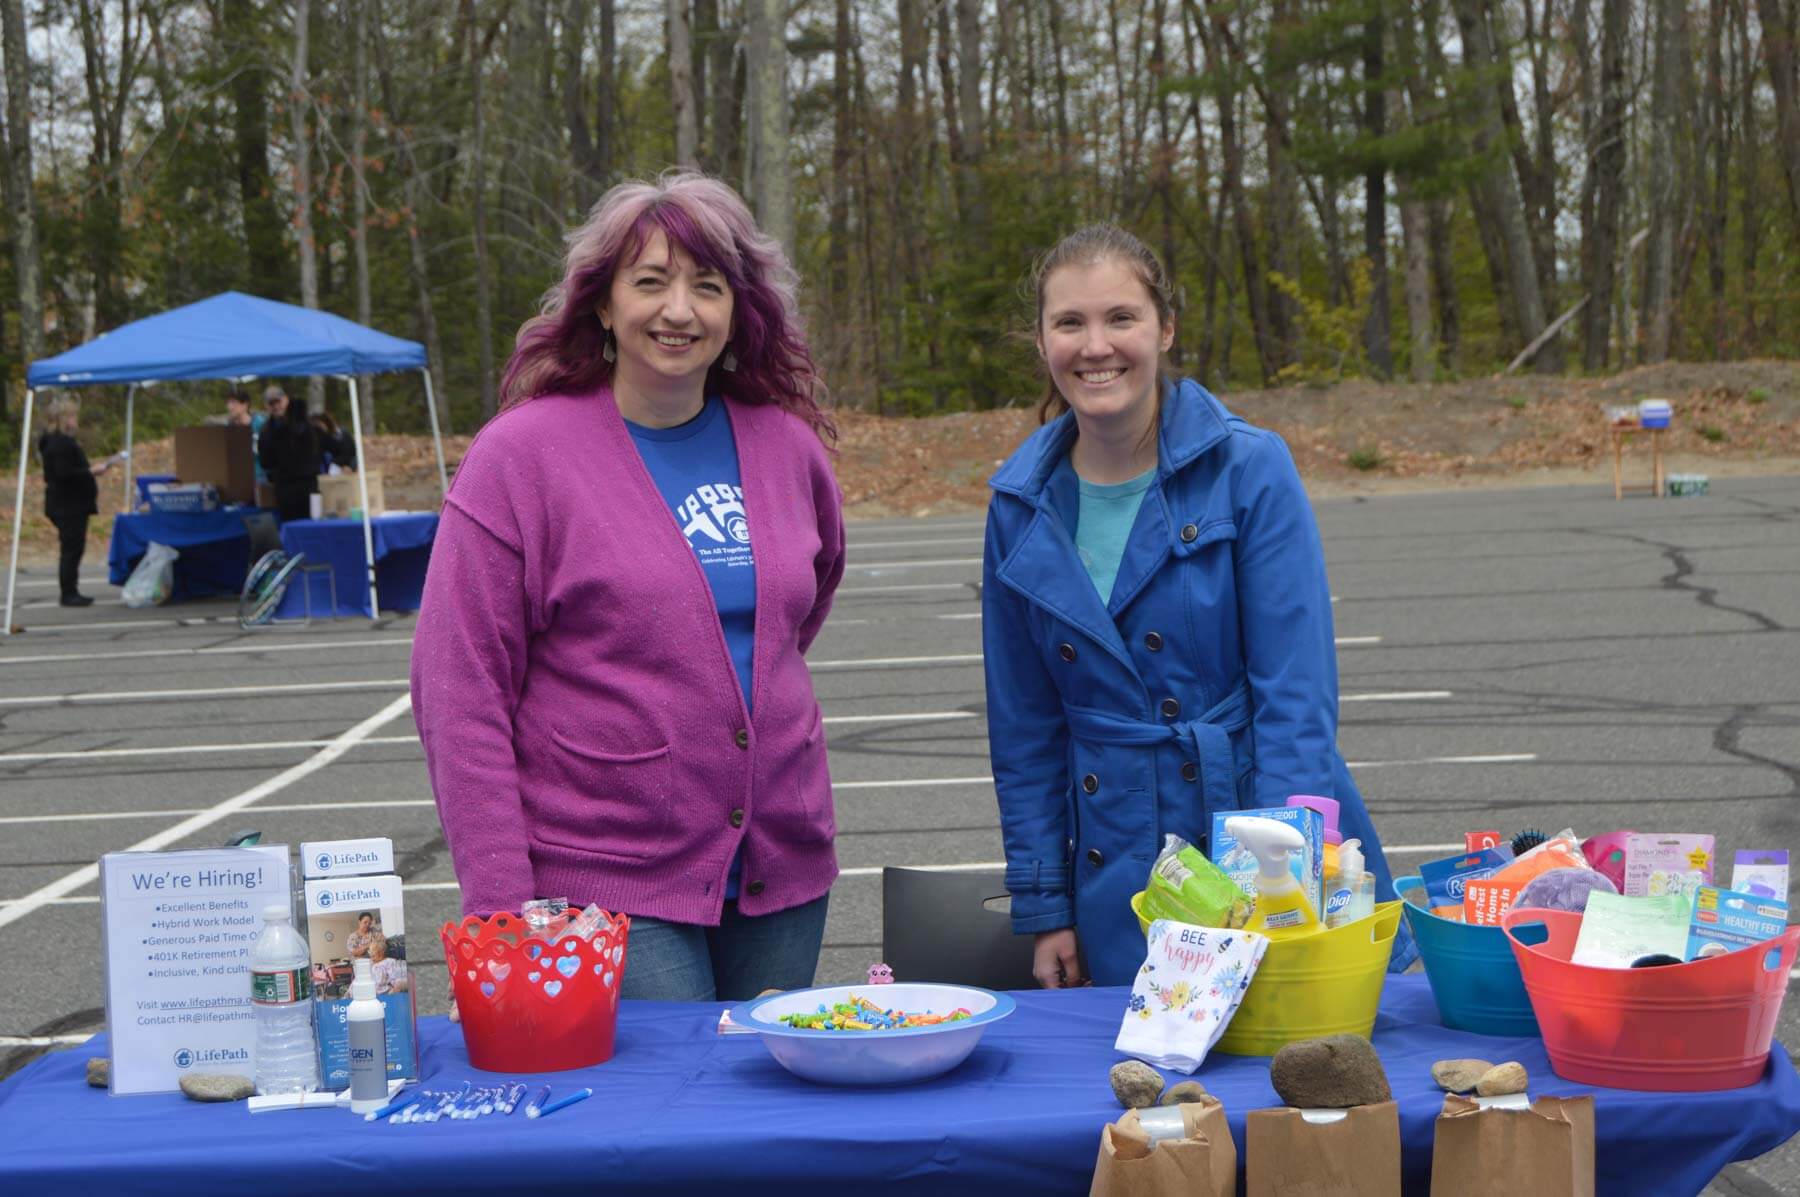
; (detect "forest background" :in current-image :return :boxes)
[0,0,1798,460]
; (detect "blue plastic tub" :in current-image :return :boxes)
[1396,875,1540,1037]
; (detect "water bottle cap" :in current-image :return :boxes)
[351,957,377,1001]
[262,903,289,922]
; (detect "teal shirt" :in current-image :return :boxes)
[1074,466,1156,604]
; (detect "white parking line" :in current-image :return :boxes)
[0,712,981,764]
[846,557,983,571]
[0,636,415,667]
[0,678,410,707]
[0,694,415,933]
[837,583,973,595]
[849,536,984,551]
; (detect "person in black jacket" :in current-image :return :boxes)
[310,410,358,473]
[257,386,320,521]
[37,396,116,607]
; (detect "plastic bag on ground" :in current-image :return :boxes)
[121,541,179,608]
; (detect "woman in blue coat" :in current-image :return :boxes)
[984,225,1415,987]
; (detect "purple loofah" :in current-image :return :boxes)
[1517,866,1618,913]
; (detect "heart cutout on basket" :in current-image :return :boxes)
[544,980,564,998]
[527,971,541,983]
[488,961,511,982]
[603,970,615,989]
[556,955,581,978]
[527,943,544,960]
[480,981,496,999]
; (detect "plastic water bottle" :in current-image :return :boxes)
[250,903,319,1095]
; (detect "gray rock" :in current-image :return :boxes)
[1110,1060,1165,1109]
[179,1073,255,1102]
[1431,1058,1495,1094]
[86,1058,109,1088]
[1159,1080,1210,1106]
[1476,1061,1528,1096]
[1269,1035,1393,1109]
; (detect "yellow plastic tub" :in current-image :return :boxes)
[1129,891,1402,1057]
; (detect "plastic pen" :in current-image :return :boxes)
[365,1089,423,1122]
[528,1087,592,1119]
[524,1084,552,1118]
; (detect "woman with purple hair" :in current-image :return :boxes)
[411,172,845,1002]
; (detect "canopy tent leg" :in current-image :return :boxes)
[4,388,37,636]
[122,383,137,509]
[346,376,381,623]
[420,368,448,500]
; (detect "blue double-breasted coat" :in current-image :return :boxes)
[982,379,1415,985]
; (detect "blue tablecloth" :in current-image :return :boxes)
[106,509,254,600]
[274,513,437,618]
[0,976,1795,1195]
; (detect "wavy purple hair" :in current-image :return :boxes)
[499,171,833,444]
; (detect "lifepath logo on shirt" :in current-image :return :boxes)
[675,484,753,565]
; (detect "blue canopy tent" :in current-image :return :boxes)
[6,291,448,632]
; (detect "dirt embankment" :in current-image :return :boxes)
[7,361,1797,563]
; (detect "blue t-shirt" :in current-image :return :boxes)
[1075,466,1156,604]
[627,396,757,898]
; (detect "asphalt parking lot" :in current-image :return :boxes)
[1,476,1796,1192]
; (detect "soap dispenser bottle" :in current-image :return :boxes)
[1226,815,1323,940]
[346,957,388,1114]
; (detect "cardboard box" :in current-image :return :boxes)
[318,470,385,519]
[174,425,256,505]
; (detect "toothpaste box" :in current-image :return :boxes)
[1686,885,1788,960]
[1624,834,1715,900]
[303,843,417,1089]
[1210,806,1324,920]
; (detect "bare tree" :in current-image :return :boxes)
[1641,0,1680,360]
[669,0,699,168]
[1757,0,1800,225]
[2,0,42,382]
[290,0,323,407]
[744,0,790,253]
[1582,0,1628,369]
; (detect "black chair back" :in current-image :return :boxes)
[242,512,283,559]
[880,867,1040,990]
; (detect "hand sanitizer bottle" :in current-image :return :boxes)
[346,957,388,1114]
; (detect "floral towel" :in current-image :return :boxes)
[1113,919,1270,1074]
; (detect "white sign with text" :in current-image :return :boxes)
[100,845,290,1095]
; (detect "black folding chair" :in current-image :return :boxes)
[880,867,1040,990]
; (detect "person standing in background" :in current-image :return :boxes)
[257,386,320,521]
[37,396,115,608]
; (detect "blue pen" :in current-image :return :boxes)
[524,1084,552,1118]
[365,1089,422,1122]
[528,1087,592,1119]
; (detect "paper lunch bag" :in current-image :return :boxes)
[1245,1101,1401,1196]
[1430,1094,1595,1197]
[1090,1098,1237,1197]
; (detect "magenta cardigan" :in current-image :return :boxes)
[410,388,846,925]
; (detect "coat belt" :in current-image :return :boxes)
[1064,681,1253,821]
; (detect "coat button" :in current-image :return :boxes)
[1181,762,1198,782]
[1087,847,1105,868]
[746,879,765,896]
[1058,642,1076,662]
[1161,697,1181,719]
[1180,523,1199,543]
[734,728,750,749]
[1144,631,1163,651]
[729,809,745,828]
[1081,773,1099,794]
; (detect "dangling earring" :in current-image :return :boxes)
[722,350,738,373]
[602,329,616,363]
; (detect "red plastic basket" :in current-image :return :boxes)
[1502,908,1800,1091]
[440,910,630,1073]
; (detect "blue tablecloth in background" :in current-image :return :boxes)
[106,509,253,601]
[273,513,437,618]
[0,977,1795,1195]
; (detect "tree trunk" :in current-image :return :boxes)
[706,1,736,183]
[290,0,324,409]
[1427,200,1461,365]
[1705,0,1729,356]
[222,0,287,298]
[1046,0,1072,169]
[1640,0,1680,361]
[668,0,699,168]
[464,0,498,418]
[1449,0,1558,372]
[351,0,374,405]
[1582,0,1628,369]
[563,0,601,205]
[598,0,616,183]
[826,0,852,379]
[2,0,42,376]
[1264,0,1300,370]
[1362,4,1393,378]
[1737,0,1760,351]
[745,0,791,255]
[1756,0,1800,225]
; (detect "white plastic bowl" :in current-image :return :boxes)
[730,982,1015,1086]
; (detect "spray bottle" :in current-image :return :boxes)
[346,958,388,1114]
[1225,815,1323,940]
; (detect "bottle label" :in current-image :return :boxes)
[251,966,312,1005]
[1325,888,1352,919]
[1262,907,1305,929]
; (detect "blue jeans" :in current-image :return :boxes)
[621,894,829,1002]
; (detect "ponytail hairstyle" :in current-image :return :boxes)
[499,170,834,444]
[1029,224,1177,424]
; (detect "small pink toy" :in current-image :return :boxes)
[867,962,895,985]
